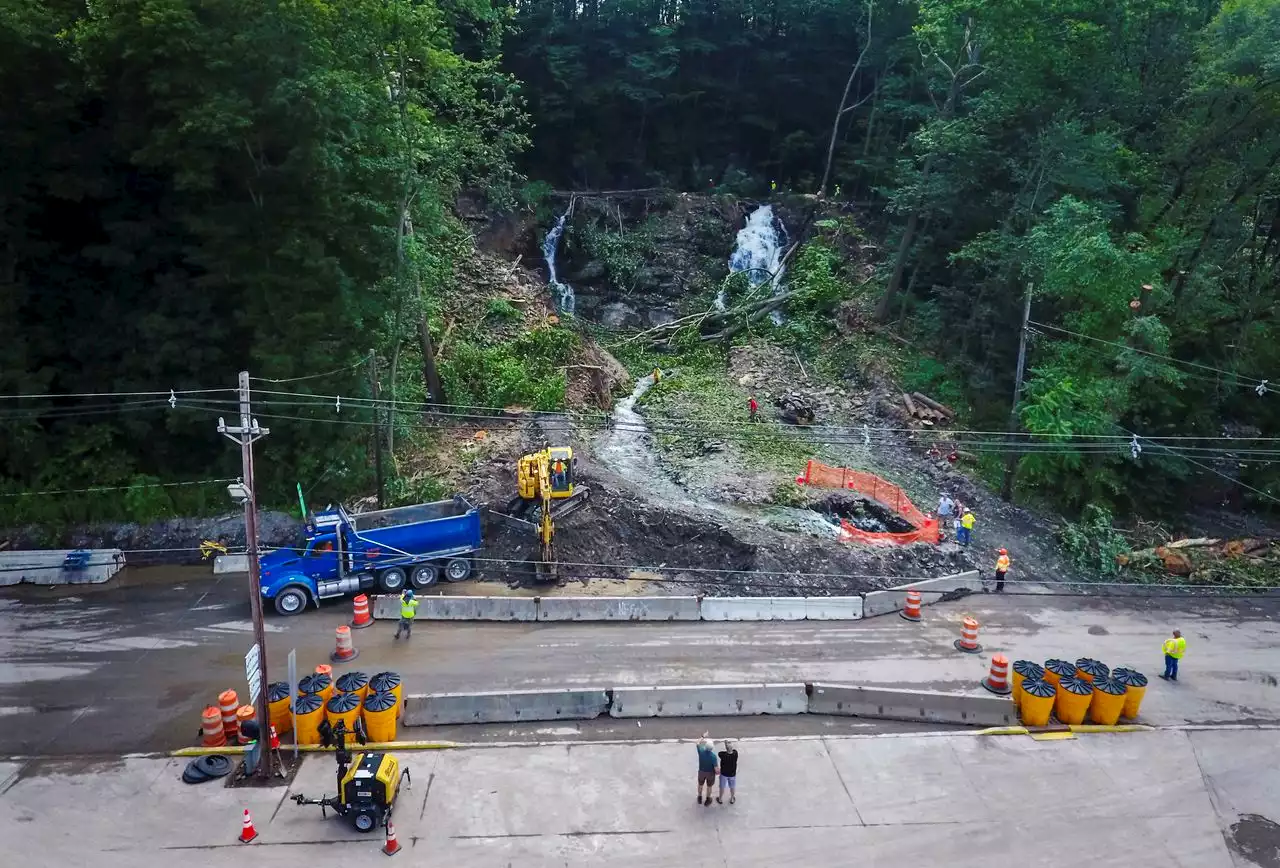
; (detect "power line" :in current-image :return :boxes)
[0,478,238,498]
[0,388,236,402]
[1130,430,1280,507]
[249,353,373,385]
[1029,320,1273,389]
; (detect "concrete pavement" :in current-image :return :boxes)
[3,566,1279,755]
[3,729,1278,866]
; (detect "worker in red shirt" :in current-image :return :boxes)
[748,396,759,422]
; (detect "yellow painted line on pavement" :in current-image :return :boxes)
[1068,724,1154,734]
[975,726,1029,736]
[171,740,458,758]
[1031,731,1076,741]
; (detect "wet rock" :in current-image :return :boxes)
[569,260,607,282]
[600,302,641,329]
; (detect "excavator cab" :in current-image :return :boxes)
[517,445,576,500]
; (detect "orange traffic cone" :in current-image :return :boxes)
[239,808,259,843]
[383,819,401,856]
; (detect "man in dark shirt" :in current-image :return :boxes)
[696,737,718,806]
[716,740,739,804]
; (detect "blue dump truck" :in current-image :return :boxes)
[258,496,483,615]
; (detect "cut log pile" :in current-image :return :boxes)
[1116,537,1275,576]
[902,391,955,425]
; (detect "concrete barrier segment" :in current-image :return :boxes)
[807,682,1016,727]
[861,570,982,617]
[403,687,611,726]
[536,596,700,621]
[609,683,808,718]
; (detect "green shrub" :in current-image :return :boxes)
[486,297,522,323]
[1056,503,1130,575]
[439,326,579,410]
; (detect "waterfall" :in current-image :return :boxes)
[722,205,786,323]
[542,208,575,316]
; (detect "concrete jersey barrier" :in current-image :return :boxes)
[536,596,700,622]
[609,683,809,718]
[862,570,981,618]
[403,687,611,725]
[372,594,538,621]
[808,682,1016,727]
[0,549,126,586]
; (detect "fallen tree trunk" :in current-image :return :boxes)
[911,392,955,419]
[902,393,917,416]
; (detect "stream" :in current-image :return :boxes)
[595,376,839,539]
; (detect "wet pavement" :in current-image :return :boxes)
[2,565,1279,757]
[3,728,1278,866]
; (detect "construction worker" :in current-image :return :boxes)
[958,509,975,546]
[1160,629,1186,681]
[770,179,777,193]
[552,458,567,489]
[748,396,759,422]
[393,589,419,640]
[653,366,662,384]
[994,548,1010,593]
[834,183,842,198]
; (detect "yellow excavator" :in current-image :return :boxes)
[495,445,590,580]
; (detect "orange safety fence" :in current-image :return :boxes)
[795,459,941,546]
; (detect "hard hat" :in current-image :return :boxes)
[999,548,1007,555]
[403,589,414,598]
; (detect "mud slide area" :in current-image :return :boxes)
[475,376,972,596]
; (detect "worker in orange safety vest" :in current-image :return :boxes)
[994,548,1010,594]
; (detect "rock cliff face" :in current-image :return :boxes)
[467,191,812,330]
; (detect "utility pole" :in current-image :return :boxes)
[1001,283,1034,502]
[218,371,271,779]
[369,348,385,508]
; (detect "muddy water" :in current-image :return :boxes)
[595,376,838,538]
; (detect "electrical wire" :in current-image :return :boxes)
[0,479,238,498]
[249,353,373,385]
[1029,321,1273,389]
[1130,430,1280,507]
[0,388,236,401]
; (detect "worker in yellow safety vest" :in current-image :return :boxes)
[994,548,1010,594]
[958,510,975,546]
[394,589,419,640]
[1160,630,1186,681]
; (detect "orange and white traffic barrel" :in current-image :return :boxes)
[900,590,923,622]
[351,594,374,629]
[982,653,1012,694]
[330,625,358,663]
[201,706,227,747]
[218,689,240,743]
[953,616,982,653]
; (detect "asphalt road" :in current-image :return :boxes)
[4,729,1278,866]
[3,565,1279,756]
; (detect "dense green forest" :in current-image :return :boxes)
[1,0,1277,523]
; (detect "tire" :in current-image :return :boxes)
[378,567,408,592]
[409,564,438,589]
[181,760,212,784]
[444,558,472,582]
[195,755,233,779]
[274,587,309,616]
[352,808,378,833]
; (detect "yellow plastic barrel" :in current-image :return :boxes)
[1075,658,1109,684]
[267,681,293,735]
[1011,661,1044,710]
[363,690,398,743]
[1020,678,1056,726]
[1113,668,1149,719]
[294,692,325,745]
[1055,676,1093,725]
[1090,676,1127,725]
[299,672,333,705]
[1043,659,1074,687]
[326,689,362,732]
[371,672,403,719]
[336,671,370,700]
